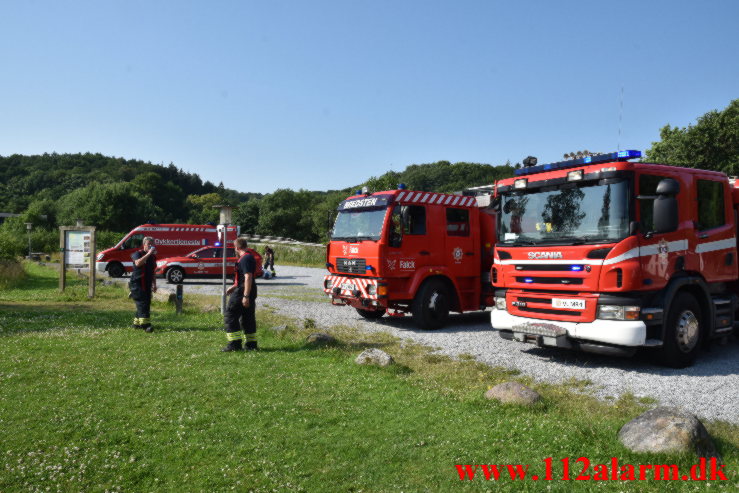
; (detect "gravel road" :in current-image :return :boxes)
[161,265,739,423]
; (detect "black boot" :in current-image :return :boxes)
[221,340,243,352]
[143,324,154,333]
[245,341,258,351]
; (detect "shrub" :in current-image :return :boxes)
[0,259,25,288]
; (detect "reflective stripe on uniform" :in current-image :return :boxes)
[139,317,150,324]
[133,318,140,325]
[245,334,257,342]
[226,331,244,341]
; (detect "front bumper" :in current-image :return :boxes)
[490,308,646,347]
[96,261,108,273]
[323,274,387,309]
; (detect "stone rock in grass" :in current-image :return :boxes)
[201,304,220,313]
[355,348,394,367]
[270,324,288,333]
[153,288,176,303]
[306,332,336,345]
[618,407,720,460]
[485,382,541,406]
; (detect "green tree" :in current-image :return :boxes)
[186,193,223,224]
[233,199,260,234]
[257,189,319,241]
[57,182,161,231]
[645,99,739,174]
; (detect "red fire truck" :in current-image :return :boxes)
[490,150,738,367]
[323,187,497,329]
[96,223,239,277]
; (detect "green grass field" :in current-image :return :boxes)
[0,263,737,491]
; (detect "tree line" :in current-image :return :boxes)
[1,98,736,258]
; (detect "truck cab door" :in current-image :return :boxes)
[637,174,688,288]
[444,206,478,278]
[693,178,737,282]
[386,204,432,279]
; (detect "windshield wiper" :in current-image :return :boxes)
[509,239,537,246]
[354,235,377,241]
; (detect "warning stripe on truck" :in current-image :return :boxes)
[323,275,379,300]
[395,191,478,207]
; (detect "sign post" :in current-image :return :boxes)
[59,225,96,297]
[214,205,233,315]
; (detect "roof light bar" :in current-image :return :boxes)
[514,150,641,176]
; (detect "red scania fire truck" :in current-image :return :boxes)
[324,186,497,329]
[490,150,738,367]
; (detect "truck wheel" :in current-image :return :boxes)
[658,293,702,368]
[166,267,185,284]
[108,262,124,278]
[356,308,386,319]
[412,280,450,330]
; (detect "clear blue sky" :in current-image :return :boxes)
[1,1,737,194]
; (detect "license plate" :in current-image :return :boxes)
[340,283,356,291]
[552,298,585,310]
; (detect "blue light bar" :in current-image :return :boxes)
[524,278,533,283]
[514,150,641,176]
[214,242,222,247]
[570,265,583,272]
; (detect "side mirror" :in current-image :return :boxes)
[629,221,640,236]
[653,179,680,234]
[390,231,402,248]
[491,196,501,212]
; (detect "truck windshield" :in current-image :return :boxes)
[331,208,388,241]
[499,180,629,245]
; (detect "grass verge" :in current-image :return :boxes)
[0,263,737,491]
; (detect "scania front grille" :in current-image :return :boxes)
[515,276,584,285]
[336,257,367,274]
[514,264,585,271]
[518,306,583,316]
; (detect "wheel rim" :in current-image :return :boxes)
[170,270,183,282]
[676,310,699,352]
[428,291,446,319]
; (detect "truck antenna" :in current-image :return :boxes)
[618,84,624,151]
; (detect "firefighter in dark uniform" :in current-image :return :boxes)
[130,236,157,333]
[222,237,258,351]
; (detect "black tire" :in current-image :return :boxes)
[108,262,124,278]
[356,308,386,319]
[166,267,185,284]
[411,279,450,330]
[658,293,702,368]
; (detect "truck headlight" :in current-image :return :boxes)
[324,278,333,289]
[597,305,640,321]
[156,261,166,267]
[96,253,104,261]
[367,284,376,296]
[494,297,507,311]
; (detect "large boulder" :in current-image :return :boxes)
[200,304,220,313]
[153,288,176,303]
[306,332,336,345]
[355,348,394,367]
[618,407,720,459]
[485,382,541,406]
